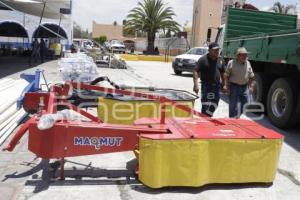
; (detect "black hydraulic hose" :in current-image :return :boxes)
[90,76,121,89]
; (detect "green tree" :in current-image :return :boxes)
[93,35,107,45]
[269,2,297,14]
[73,22,92,39]
[125,0,180,52]
[123,20,135,37]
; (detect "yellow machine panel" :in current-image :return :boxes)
[138,137,283,188]
[98,98,194,125]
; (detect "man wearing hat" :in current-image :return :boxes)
[223,47,255,118]
[193,42,225,117]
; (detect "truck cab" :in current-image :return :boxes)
[215,24,225,51]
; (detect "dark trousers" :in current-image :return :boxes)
[201,83,220,117]
[229,82,249,118]
[30,49,40,63]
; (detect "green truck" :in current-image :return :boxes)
[214,8,300,128]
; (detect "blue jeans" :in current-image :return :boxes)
[229,83,249,118]
[201,83,220,117]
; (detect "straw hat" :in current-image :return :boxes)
[236,47,248,55]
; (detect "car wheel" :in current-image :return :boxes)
[174,69,182,75]
[267,78,300,128]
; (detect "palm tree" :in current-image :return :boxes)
[125,0,180,53]
[269,2,297,14]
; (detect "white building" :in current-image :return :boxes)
[0,0,72,49]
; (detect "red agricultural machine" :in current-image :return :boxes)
[4,70,283,188]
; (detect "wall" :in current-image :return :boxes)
[0,10,72,46]
[135,37,189,56]
[191,0,223,47]
[92,21,124,40]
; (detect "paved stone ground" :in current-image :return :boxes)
[0,59,299,200]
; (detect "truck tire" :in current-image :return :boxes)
[252,73,271,104]
[267,78,300,128]
[247,73,271,114]
[252,73,263,103]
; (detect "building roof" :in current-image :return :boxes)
[0,0,71,19]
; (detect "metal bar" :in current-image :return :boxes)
[160,98,166,124]
[57,13,62,40]
[47,92,56,114]
[41,71,50,91]
[3,117,34,152]
[73,82,164,102]
[63,101,102,123]
[39,1,46,25]
[34,1,47,39]
[226,31,300,42]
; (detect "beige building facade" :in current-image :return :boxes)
[92,21,146,46]
[92,21,124,40]
[191,0,223,47]
[192,0,248,47]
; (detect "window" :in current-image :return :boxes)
[187,48,196,54]
[195,48,208,55]
[187,48,207,55]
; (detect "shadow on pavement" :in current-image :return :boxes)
[2,157,43,181]
[171,73,193,78]
[0,56,33,78]
[130,182,273,194]
[220,93,300,152]
[21,158,275,195]
[23,158,138,193]
[254,117,300,152]
[0,56,56,79]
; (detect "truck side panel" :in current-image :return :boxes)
[225,8,298,39]
[221,8,300,129]
[224,30,300,71]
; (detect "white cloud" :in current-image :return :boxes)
[261,6,270,11]
[72,0,193,31]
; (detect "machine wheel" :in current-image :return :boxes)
[174,69,182,75]
[267,78,300,128]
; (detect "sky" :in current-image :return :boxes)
[72,0,300,31]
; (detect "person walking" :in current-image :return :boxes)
[40,38,47,63]
[44,39,49,59]
[193,42,225,117]
[223,47,255,118]
[30,38,40,64]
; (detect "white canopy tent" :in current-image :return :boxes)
[0,0,71,19]
[0,0,72,43]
